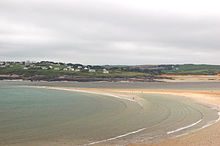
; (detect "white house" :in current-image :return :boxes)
[89,69,96,72]
[69,68,75,71]
[0,65,6,68]
[67,66,74,71]
[41,66,48,70]
[67,66,72,69]
[75,69,80,72]
[103,69,109,74]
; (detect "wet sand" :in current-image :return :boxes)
[45,87,220,146]
[128,90,220,146]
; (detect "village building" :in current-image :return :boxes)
[41,66,48,70]
[69,68,75,71]
[89,69,96,72]
[103,69,109,74]
[75,69,80,72]
[67,66,72,69]
[0,65,6,68]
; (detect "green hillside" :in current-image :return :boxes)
[162,64,220,75]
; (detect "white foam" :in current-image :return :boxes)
[172,111,220,138]
[201,112,220,128]
[83,128,146,146]
[167,118,202,135]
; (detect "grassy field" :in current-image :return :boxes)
[163,64,220,75]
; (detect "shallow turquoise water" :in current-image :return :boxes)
[0,84,219,145]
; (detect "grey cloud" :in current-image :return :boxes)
[0,0,220,64]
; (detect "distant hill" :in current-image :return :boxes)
[124,64,220,75]
[0,61,220,81]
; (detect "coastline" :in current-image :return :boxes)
[36,86,220,146]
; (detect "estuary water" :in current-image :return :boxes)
[0,82,219,145]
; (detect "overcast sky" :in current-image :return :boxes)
[0,0,220,65]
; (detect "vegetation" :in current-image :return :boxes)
[0,61,149,77]
[1,61,220,79]
[160,64,220,75]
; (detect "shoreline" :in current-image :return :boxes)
[28,86,144,107]
[31,86,220,146]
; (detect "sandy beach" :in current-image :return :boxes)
[45,87,220,146]
[157,74,220,82]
